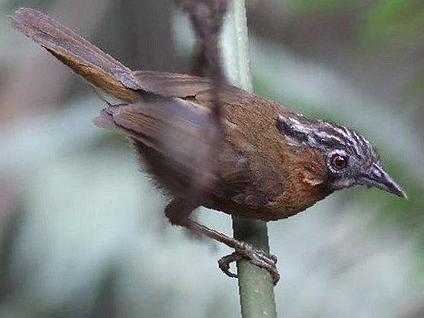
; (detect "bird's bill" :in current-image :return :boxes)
[359,164,407,198]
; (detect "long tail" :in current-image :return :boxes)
[11,8,141,103]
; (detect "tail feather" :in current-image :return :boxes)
[11,8,141,102]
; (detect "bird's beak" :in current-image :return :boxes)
[359,164,407,198]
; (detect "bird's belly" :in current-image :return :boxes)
[202,197,306,221]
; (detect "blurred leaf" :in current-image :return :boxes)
[360,0,424,46]
[407,74,424,101]
[292,0,355,12]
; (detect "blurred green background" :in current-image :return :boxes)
[0,0,423,317]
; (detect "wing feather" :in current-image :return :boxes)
[133,70,212,98]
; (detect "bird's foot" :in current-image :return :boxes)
[218,243,280,285]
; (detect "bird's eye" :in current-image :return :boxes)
[330,154,348,170]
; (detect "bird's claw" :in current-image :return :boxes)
[218,252,242,279]
[217,243,280,285]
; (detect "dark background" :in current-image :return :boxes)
[0,0,423,317]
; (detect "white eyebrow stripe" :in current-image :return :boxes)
[313,131,343,144]
[287,117,314,134]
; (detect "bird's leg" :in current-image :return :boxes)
[165,198,280,284]
[184,219,280,284]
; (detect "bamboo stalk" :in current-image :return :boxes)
[220,1,277,317]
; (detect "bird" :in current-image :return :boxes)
[11,8,406,284]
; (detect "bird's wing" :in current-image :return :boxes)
[93,90,256,204]
[133,70,214,99]
[94,94,214,154]
[95,71,282,211]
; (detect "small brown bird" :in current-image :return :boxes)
[11,8,406,284]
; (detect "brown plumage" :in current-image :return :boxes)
[11,8,406,284]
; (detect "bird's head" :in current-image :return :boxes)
[276,115,407,198]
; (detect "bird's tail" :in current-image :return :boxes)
[11,8,141,103]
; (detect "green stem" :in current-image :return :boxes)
[221,1,277,317]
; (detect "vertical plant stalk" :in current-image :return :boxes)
[220,1,277,317]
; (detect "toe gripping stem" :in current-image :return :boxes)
[185,219,280,285]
